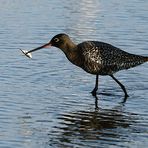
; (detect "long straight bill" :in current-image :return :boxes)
[26,42,51,54]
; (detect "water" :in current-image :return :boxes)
[0,0,148,147]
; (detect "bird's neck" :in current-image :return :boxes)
[60,42,83,67]
[60,40,77,53]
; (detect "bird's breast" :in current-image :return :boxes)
[65,50,84,68]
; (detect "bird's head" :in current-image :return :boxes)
[50,33,71,48]
[23,33,76,56]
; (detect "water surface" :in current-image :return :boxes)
[0,0,148,147]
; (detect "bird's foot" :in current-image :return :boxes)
[91,88,98,96]
[125,94,129,98]
[122,94,129,103]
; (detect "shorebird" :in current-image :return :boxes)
[21,33,148,98]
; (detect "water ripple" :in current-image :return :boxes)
[0,0,148,148]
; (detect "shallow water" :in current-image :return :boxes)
[0,0,148,147]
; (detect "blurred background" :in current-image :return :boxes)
[0,0,148,147]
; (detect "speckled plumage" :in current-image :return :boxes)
[25,33,148,98]
[77,41,147,75]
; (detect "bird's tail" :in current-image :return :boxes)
[144,57,148,62]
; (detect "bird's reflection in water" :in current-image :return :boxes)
[50,95,137,147]
[94,93,128,109]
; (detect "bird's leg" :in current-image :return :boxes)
[91,75,99,96]
[110,75,129,98]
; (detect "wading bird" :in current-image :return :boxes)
[21,33,148,98]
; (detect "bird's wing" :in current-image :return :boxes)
[78,41,145,74]
[78,41,124,65]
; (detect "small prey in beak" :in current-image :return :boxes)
[20,49,32,58]
[20,42,51,59]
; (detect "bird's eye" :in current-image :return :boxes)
[54,38,60,42]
